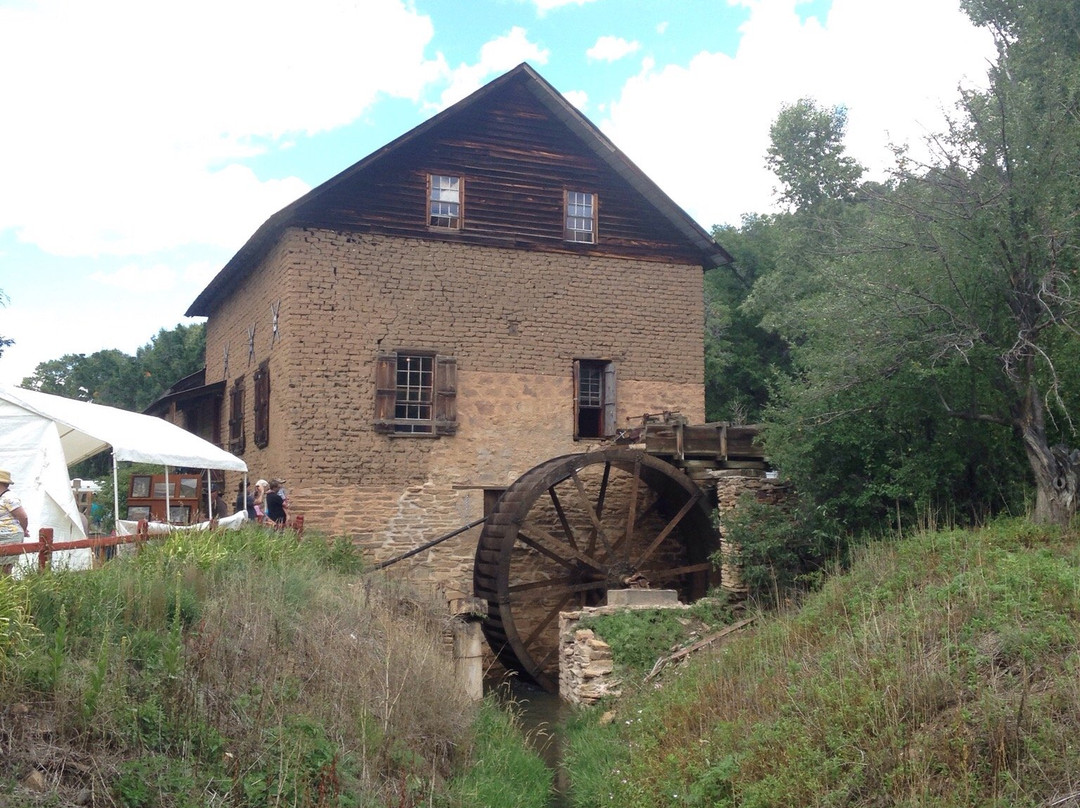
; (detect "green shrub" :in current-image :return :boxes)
[579,599,733,677]
[718,493,845,601]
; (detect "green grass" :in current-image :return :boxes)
[439,698,553,808]
[576,596,735,676]
[0,525,546,807]
[563,518,1080,807]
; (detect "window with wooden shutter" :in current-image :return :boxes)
[374,351,458,436]
[573,359,615,439]
[228,376,245,454]
[434,355,458,435]
[253,361,270,448]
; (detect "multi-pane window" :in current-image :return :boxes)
[375,352,458,436]
[565,190,596,243]
[394,354,433,431]
[574,359,615,438]
[429,174,461,228]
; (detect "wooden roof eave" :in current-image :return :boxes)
[516,65,732,270]
[186,62,731,317]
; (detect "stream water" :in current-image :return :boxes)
[498,679,573,808]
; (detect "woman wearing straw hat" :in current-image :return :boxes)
[0,469,30,575]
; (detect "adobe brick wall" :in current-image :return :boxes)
[203,228,707,598]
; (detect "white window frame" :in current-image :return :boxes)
[565,190,596,243]
[429,174,462,229]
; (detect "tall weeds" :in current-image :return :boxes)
[0,526,494,806]
[565,519,1080,807]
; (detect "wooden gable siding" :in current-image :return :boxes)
[291,80,704,265]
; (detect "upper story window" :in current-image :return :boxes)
[429,174,461,229]
[375,352,458,436]
[565,190,596,243]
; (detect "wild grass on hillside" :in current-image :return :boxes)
[564,519,1080,807]
[0,527,546,807]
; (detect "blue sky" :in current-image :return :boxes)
[0,0,993,389]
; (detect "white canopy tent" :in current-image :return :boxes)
[0,385,247,569]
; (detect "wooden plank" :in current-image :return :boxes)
[643,617,756,682]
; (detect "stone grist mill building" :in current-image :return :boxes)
[165,63,770,691]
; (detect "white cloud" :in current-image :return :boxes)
[563,90,589,111]
[0,0,443,258]
[438,27,550,108]
[531,0,600,14]
[90,263,179,294]
[587,36,641,62]
[657,21,669,35]
[600,0,994,228]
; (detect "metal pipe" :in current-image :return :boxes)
[368,517,487,572]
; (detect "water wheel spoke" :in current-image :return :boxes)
[516,529,585,573]
[595,461,612,518]
[548,487,579,550]
[520,523,607,573]
[632,490,704,568]
[569,468,614,555]
[506,575,578,596]
[522,592,573,649]
[605,492,662,561]
[531,643,560,674]
[623,458,642,563]
[644,561,713,581]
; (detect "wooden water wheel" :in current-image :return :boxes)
[473,448,720,692]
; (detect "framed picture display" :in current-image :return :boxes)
[127,505,151,521]
[169,505,191,524]
[179,477,199,498]
[130,476,151,499]
[153,481,174,498]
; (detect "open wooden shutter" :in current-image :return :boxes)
[434,355,458,435]
[572,359,582,439]
[374,354,397,433]
[602,362,616,437]
[228,377,245,454]
[253,361,270,448]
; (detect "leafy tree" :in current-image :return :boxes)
[21,323,205,412]
[705,217,791,423]
[759,0,1080,526]
[23,349,142,405]
[765,99,864,212]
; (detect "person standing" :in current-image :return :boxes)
[0,470,30,575]
[235,483,256,520]
[253,480,268,522]
[211,485,230,520]
[265,480,287,527]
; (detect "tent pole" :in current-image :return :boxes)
[165,467,171,525]
[206,470,212,520]
[112,454,120,532]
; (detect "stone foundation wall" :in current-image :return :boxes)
[559,593,686,705]
[713,471,794,594]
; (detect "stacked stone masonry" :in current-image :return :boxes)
[203,229,707,601]
[714,472,794,594]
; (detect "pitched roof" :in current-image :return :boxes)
[187,62,730,317]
